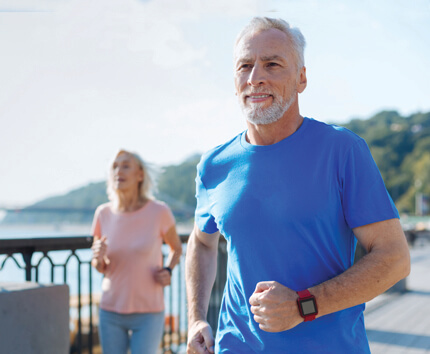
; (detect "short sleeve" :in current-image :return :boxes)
[341,139,399,229]
[91,206,102,239]
[194,168,219,234]
[160,204,176,235]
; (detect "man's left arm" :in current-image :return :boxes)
[312,218,410,317]
[250,218,411,332]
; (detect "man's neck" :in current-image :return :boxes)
[246,108,304,146]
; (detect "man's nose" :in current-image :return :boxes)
[247,64,266,86]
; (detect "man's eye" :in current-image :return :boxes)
[239,64,251,70]
[267,62,279,67]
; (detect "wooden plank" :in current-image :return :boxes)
[365,245,430,353]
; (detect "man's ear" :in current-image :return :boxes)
[297,66,307,93]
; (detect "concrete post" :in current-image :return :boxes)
[0,282,69,354]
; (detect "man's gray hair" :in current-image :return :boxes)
[235,17,306,72]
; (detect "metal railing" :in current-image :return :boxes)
[0,234,228,354]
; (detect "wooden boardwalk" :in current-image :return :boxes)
[364,242,430,353]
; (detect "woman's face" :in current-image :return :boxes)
[111,153,143,192]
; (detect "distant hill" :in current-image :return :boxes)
[3,154,201,225]
[3,182,108,224]
[156,153,201,220]
[3,110,430,224]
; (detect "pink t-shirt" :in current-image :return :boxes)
[91,200,175,314]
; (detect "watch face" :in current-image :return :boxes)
[301,298,317,315]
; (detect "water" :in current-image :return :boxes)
[0,223,92,238]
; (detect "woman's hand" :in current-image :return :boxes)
[92,236,107,261]
[91,236,108,273]
[154,268,172,287]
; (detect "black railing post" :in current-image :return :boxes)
[22,249,34,281]
[88,264,93,354]
[77,257,82,354]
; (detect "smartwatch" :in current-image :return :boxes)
[296,289,318,322]
[163,267,172,275]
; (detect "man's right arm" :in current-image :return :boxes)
[186,223,220,354]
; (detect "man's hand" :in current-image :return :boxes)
[249,281,303,332]
[187,320,215,354]
[154,268,171,287]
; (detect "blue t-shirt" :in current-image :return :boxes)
[195,118,399,353]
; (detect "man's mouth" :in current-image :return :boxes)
[250,94,270,99]
[246,93,273,103]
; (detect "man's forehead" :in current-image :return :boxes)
[234,29,292,62]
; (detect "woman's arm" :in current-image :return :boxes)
[155,225,183,286]
[91,235,108,274]
[164,225,183,270]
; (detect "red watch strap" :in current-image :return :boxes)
[296,289,317,322]
[297,289,312,298]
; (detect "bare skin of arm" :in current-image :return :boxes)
[186,223,220,354]
[91,235,109,274]
[249,218,411,332]
[154,225,183,286]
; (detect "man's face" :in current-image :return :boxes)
[234,28,305,125]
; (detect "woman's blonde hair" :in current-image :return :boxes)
[106,149,156,202]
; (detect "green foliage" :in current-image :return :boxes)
[156,154,200,210]
[154,154,201,223]
[343,111,430,214]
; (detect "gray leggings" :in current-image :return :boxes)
[99,309,164,354]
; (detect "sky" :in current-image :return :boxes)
[1,0,429,206]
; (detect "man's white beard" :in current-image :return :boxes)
[240,91,296,125]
